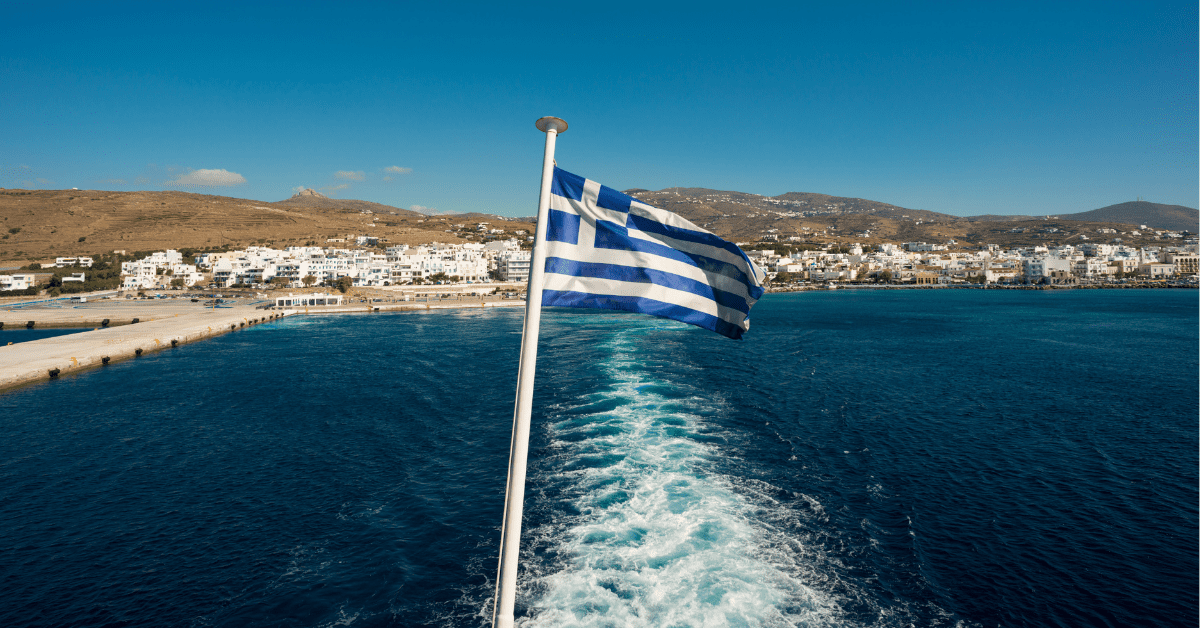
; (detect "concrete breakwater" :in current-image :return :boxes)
[0,306,292,392]
[0,297,527,393]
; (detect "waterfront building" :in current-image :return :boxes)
[274,292,344,307]
[498,250,531,282]
[1162,253,1198,275]
[1139,262,1176,279]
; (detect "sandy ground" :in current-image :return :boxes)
[0,294,526,392]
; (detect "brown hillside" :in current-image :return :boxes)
[1060,201,1198,233]
[273,188,426,217]
[0,189,533,264]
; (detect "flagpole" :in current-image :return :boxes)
[492,115,567,628]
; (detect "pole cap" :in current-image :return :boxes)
[535,116,567,133]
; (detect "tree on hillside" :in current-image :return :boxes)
[302,274,317,287]
[878,270,894,283]
[334,276,353,294]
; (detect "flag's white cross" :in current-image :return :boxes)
[547,186,758,304]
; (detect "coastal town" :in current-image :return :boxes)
[2,232,1197,297]
[2,232,1194,395]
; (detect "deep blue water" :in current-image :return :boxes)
[0,290,1195,627]
[1,327,91,345]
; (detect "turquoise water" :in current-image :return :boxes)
[0,290,1195,627]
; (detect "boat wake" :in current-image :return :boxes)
[517,321,850,627]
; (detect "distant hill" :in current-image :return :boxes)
[620,186,1191,248]
[968,201,1197,233]
[1058,201,1197,232]
[274,188,424,218]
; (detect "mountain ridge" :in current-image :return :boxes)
[623,186,1195,234]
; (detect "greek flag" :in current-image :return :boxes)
[542,167,765,339]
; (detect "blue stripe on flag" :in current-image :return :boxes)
[545,257,751,314]
[542,289,747,339]
[593,220,760,291]
[626,213,753,266]
[597,185,632,213]
[547,209,580,244]
[551,167,585,201]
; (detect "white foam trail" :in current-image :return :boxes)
[519,323,846,627]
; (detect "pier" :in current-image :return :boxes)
[0,294,526,392]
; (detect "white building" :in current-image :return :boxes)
[274,292,344,307]
[1022,258,1072,281]
[0,274,35,291]
[498,250,531,282]
[53,256,94,268]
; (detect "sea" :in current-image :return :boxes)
[0,289,1195,628]
[1,327,90,345]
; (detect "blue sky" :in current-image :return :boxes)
[2,1,1195,217]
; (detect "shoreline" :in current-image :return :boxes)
[1,283,1193,394]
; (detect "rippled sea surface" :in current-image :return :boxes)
[1,290,1195,627]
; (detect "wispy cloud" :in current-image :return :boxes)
[321,183,350,192]
[168,168,247,187]
[334,170,365,181]
[382,165,413,182]
[36,177,53,184]
[99,178,128,184]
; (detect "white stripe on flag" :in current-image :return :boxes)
[542,273,747,328]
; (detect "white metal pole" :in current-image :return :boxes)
[492,116,567,628]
